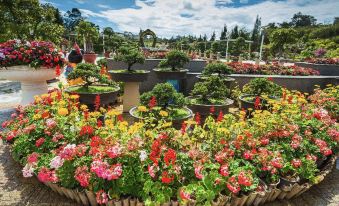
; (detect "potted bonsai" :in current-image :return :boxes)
[0,40,64,105]
[239,78,282,111]
[109,44,149,112]
[199,62,235,88]
[188,76,234,118]
[66,63,120,108]
[75,20,99,64]
[129,83,192,129]
[153,50,190,80]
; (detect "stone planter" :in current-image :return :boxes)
[83,53,97,64]
[0,66,60,105]
[295,62,339,76]
[187,96,234,117]
[238,94,278,111]
[109,71,150,112]
[153,68,188,80]
[129,106,193,129]
[65,85,120,108]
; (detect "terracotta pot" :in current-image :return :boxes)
[129,106,193,129]
[153,68,188,80]
[83,53,97,64]
[109,70,150,82]
[0,66,61,105]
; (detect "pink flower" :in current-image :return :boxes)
[22,164,34,177]
[35,138,45,147]
[106,145,121,159]
[52,132,64,142]
[46,118,57,128]
[96,190,108,204]
[148,164,156,178]
[75,166,90,187]
[50,156,64,169]
[59,144,77,160]
[194,165,204,180]
[291,159,302,168]
[27,152,39,164]
[219,164,229,177]
[37,167,58,183]
[179,189,191,200]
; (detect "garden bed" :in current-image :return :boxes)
[294,62,339,76]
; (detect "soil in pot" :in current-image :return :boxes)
[65,85,120,109]
[153,68,188,80]
[109,70,150,82]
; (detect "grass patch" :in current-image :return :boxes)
[67,85,119,94]
[110,69,148,74]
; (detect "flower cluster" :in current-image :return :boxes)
[227,62,320,76]
[305,58,339,65]
[0,86,338,205]
[0,40,65,69]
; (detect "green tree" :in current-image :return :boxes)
[159,50,189,71]
[251,15,262,51]
[291,12,317,27]
[269,28,297,57]
[230,26,239,39]
[75,20,99,53]
[220,24,228,40]
[210,31,216,41]
[115,44,145,71]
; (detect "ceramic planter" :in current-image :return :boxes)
[153,68,188,80]
[68,49,84,64]
[187,96,234,117]
[65,85,120,108]
[0,66,61,105]
[109,71,150,82]
[129,106,193,129]
[83,53,97,64]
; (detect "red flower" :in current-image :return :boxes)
[238,171,252,186]
[219,164,229,177]
[181,122,187,135]
[243,150,253,160]
[90,136,103,147]
[271,157,283,169]
[96,190,108,205]
[164,148,176,166]
[254,96,261,109]
[97,120,102,128]
[74,166,90,187]
[217,111,223,122]
[194,165,204,179]
[35,138,45,147]
[210,106,215,114]
[27,152,39,164]
[291,159,302,168]
[161,171,174,184]
[195,112,201,125]
[94,94,100,111]
[55,64,61,76]
[80,125,94,136]
[260,138,269,145]
[227,177,240,194]
[148,96,157,109]
[117,114,124,122]
[179,189,191,200]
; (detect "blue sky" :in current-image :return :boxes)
[41,0,339,38]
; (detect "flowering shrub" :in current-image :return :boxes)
[0,40,64,69]
[227,62,319,76]
[0,87,338,205]
[305,58,339,65]
[309,84,338,119]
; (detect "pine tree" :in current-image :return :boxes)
[230,26,239,39]
[220,24,227,40]
[251,15,261,51]
[210,31,216,41]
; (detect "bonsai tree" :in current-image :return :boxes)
[158,50,189,71]
[115,44,145,72]
[202,62,233,77]
[191,76,230,104]
[140,83,185,109]
[67,63,114,90]
[243,78,282,97]
[75,20,99,53]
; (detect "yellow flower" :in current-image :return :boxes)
[58,100,66,106]
[33,114,41,120]
[70,94,79,100]
[161,122,172,128]
[137,106,148,112]
[58,108,69,116]
[80,105,88,111]
[159,110,169,117]
[107,109,121,116]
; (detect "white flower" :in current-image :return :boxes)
[139,150,147,162]
[0,52,5,59]
[50,156,64,169]
[22,164,34,178]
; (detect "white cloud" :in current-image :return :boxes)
[97,4,111,9]
[75,0,86,4]
[84,0,339,38]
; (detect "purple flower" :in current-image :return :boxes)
[314,48,326,57]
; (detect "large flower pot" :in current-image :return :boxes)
[239,94,278,111]
[196,75,235,88]
[65,85,120,108]
[153,68,188,80]
[68,49,84,64]
[187,96,234,117]
[0,66,60,106]
[109,70,150,82]
[109,71,150,112]
[83,53,97,64]
[129,106,193,129]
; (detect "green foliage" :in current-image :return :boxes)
[57,161,78,188]
[67,63,114,88]
[243,78,282,96]
[75,20,99,52]
[115,44,145,71]
[202,63,233,76]
[96,58,108,67]
[158,50,189,71]
[191,76,230,104]
[269,28,297,57]
[140,83,185,108]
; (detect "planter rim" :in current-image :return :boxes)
[108,70,150,74]
[153,68,188,73]
[196,75,235,81]
[239,94,279,104]
[129,106,193,121]
[65,85,120,95]
[295,61,339,66]
[188,96,234,107]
